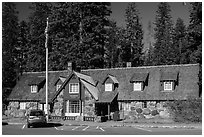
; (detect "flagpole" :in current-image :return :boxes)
[45,17,49,121]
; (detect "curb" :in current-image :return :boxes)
[111,124,197,129]
[7,122,25,125]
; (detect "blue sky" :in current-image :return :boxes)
[15,2,191,50]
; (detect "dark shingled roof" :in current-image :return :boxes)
[160,71,178,81]
[8,64,200,102]
[28,76,45,85]
[8,70,71,102]
[130,72,149,82]
[97,91,118,103]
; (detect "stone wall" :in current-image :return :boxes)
[83,89,95,117]
[5,101,39,117]
[52,90,64,116]
[118,101,170,120]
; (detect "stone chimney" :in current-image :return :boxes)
[67,62,76,71]
[126,62,132,68]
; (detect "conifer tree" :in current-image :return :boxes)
[2,2,19,105]
[153,2,175,65]
[26,2,53,71]
[187,2,202,64]
[125,2,144,66]
[173,18,187,64]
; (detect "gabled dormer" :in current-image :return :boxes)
[28,76,45,93]
[160,71,179,92]
[102,74,119,92]
[130,72,149,91]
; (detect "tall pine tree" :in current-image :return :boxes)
[187,2,202,64]
[26,2,53,72]
[125,2,144,66]
[2,2,19,105]
[153,2,176,65]
[173,18,187,64]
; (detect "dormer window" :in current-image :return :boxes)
[130,72,149,91]
[28,76,45,93]
[160,71,178,92]
[102,74,119,92]
[31,85,38,93]
[105,83,113,91]
[164,81,173,91]
[133,82,143,91]
[69,83,79,93]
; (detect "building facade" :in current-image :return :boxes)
[6,63,201,120]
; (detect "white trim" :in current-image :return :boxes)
[65,113,80,116]
[69,83,79,94]
[105,83,113,91]
[31,85,38,93]
[19,102,26,109]
[164,81,173,91]
[133,82,142,91]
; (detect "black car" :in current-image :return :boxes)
[27,109,47,128]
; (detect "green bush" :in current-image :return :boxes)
[167,97,202,123]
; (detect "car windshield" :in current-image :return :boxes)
[30,110,44,116]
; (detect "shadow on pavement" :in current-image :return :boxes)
[2,122,8,125]
[31,122,63,128]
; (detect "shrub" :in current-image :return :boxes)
[167,97,202,123]
[151,110,159,116]
[136,108,143,114]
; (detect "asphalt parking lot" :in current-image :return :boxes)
[2,122,202,135]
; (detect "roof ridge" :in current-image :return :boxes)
[22,63,199,74]
[83,63,199,72]
[23,70,69,74]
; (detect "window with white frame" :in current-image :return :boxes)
[164,81,173,91]
[133,82,142,91]
[105,83,113,91]
[31,85,38,93]
[69,100,80,113]
[69,83,79,93]
[56,84,61,91]
[20,102,26,109]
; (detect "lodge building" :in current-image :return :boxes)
[6,63,201,121]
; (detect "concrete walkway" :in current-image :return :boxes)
[3,117,202,130]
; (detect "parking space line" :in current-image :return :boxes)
[72,126,81,131]
[54,126,63,130]
[22,124,25,129]
[82,126,89,131]
[100,127,105,132]
[133,126,152,132]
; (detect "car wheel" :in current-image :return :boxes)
[27,124,30,128]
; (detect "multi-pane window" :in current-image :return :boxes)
[69,101,80,113]
[133,82,142,91]
[69,83,79,93]
[20,102,26,109]
[164,81,173,91]
[56,84,61,91]
[31,85,38,93]
[105,83,113,91]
